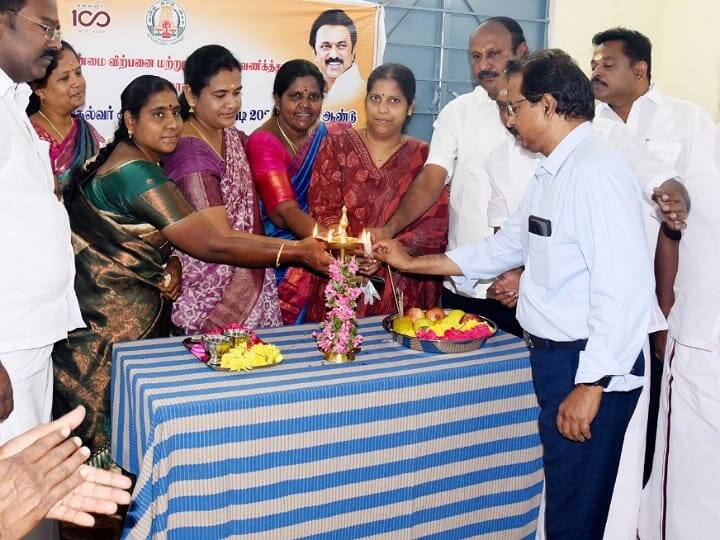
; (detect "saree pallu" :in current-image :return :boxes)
[247,122,348,325]
[52,180,187,467]
[163,129,282,334]
[307,130,449,321]
[33,116,103,185]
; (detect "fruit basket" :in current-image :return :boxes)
[382,308,497,354]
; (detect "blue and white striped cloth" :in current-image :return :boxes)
[111,316,541,539]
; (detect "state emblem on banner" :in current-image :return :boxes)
[145,0,187,45]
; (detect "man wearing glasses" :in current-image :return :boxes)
[486,70,686,540]
[0,1,84,535]
[373,49,654,539]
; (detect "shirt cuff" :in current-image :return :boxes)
[487,214,505,228]
[575,347,642,392]
[425,154,454,184]
[446,243,481,277]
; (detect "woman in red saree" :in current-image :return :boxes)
[307,64,449,320]
[27,41,103,187]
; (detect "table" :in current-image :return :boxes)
[111,316,542,539]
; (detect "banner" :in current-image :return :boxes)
[58,0,382,136]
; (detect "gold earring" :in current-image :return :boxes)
[128,131,133,140]
[189,104,195,114]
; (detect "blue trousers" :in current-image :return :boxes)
[530,345,643,539]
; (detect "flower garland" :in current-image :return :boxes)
[313,256,364,355]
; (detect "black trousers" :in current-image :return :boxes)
[441,288,524,337]
[531,344,643,539]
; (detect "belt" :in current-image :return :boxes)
[523,331,588,351]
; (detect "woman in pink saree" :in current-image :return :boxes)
[27,41,103,187]
[246,59,349,325]
[163,45,282,334]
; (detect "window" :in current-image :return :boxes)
[372,0,550,140]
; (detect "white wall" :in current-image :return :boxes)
[549,0,720,121]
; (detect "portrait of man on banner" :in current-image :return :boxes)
[309,8,366,109]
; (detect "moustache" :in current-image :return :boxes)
[477,70,500,80]
[591,77,607,87]
[325,57,343,65]
[40,49,55,61]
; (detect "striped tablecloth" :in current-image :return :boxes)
[111,316,542,539]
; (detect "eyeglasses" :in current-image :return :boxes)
[505,98,528,118]
[15,12,61,42]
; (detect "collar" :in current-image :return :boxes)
[597,83,662,117]
[537,121,593,177]
[0,67,32,109]
[639,84,662,104]
[333,62,361,85]
[0,66,16,97]
[471,84,492,103]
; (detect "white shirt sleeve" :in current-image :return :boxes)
[446,202,524,295]
[573,166,653,387]
[0,121,10,170]
[486,158,510,228]
[426,102,457,184]
[605,125,678,203]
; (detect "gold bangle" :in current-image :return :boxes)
[275,243,286,268]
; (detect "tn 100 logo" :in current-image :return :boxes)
[72,9,111,28]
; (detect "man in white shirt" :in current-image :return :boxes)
[0,0,83,447]
[374,49,654,539]
[638,130,720,538]
[371,17,529,336]
[590,27,709,493]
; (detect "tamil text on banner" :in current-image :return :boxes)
[59,0,382,136]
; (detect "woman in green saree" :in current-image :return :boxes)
[52,75,333,467]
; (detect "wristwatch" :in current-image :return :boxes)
[584,376,612,388]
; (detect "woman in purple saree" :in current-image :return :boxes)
[163,46,281,334]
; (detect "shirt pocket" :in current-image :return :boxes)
[527,232,554,289]
[645,140,682,169]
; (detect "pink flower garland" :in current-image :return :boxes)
[313,256,364,355]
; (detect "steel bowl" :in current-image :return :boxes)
[382,312,497,354]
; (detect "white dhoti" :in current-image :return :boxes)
[0,344,58,540]
[0,344,54,442]
[536,341,650,539]
[639,339,720,539]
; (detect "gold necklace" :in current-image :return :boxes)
[276,116,299,155]
[37,109,70,140]
[188,119,224,161]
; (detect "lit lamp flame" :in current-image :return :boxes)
[362,230,372,256]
